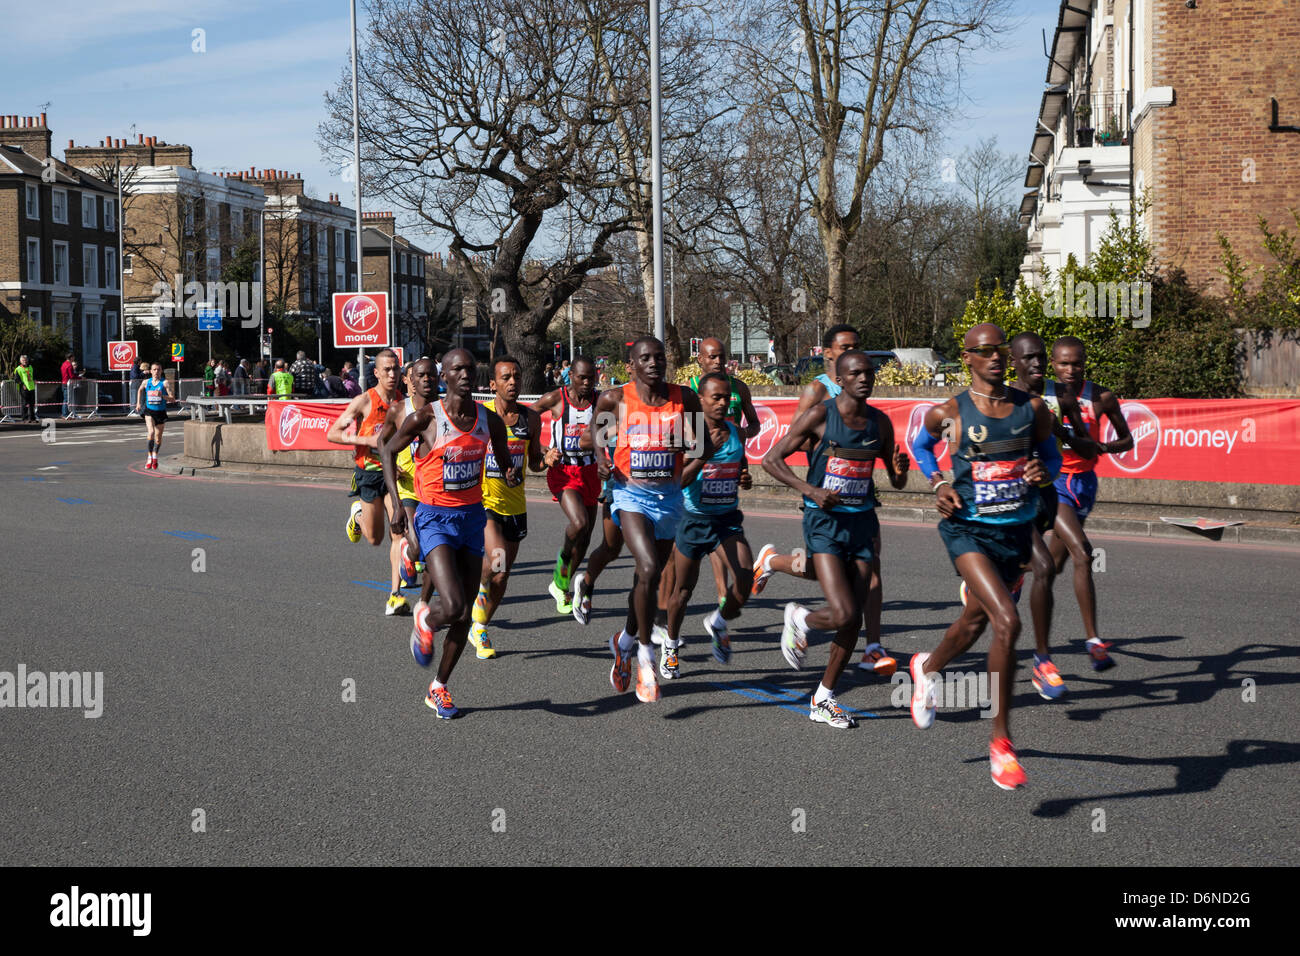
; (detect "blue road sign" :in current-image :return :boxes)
[197,309,222,332]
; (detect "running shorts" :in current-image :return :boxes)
[349,467,386,503]
[548,462,601,507]
[144,408,168,424]
[938,517,1032,587]
[1054,471,1099,522]
[610,481,683,541]
[414,501,487,558]
[802,507,880,564]
[486,508,528,543]
[675,509,745,561]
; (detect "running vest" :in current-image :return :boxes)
[482,398,529,516]
[395,398,418,481]
[354,386,400,471]
[1042,380,1099,475]
[144,377,168,411]
[816,372,842,398]
[551,388,597,466]
[612,383,685,486]
[804,398,880,513]
[683,421,745,515]
[413,400,491,507]
[950,389,1037,525]
[689,374,745,426]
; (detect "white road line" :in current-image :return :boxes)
[37,466,59,470]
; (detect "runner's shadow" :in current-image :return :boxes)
[1012,739,1300,818]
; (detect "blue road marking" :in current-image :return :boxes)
[24,477,45,482]
[352,579,420,592]
[57,497,91,505]
[707,679,882,719]
[165,531,219,541]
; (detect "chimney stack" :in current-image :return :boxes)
[0,113,53,160]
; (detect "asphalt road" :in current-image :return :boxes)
[1,422,1297,866]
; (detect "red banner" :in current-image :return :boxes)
[265,400,353,451]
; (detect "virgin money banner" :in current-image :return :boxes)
[266,400,353,451]
[733,397,1300,485]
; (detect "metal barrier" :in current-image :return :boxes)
[0,381,24,423]
[69,380,100,419]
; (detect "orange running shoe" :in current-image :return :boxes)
[751,543,778,595]
[608,634,632,693]
[635,656,661,703]
[990,737,1027,790]
[856,642,897,676]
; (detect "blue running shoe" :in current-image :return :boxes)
[425,682,459,718]
[410,602,434,667]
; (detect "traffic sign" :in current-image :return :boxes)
[108,340,138,371]
[170,343,185,363]
[260,333,272,357]
[197,308,222,332]
[332,292,388,348]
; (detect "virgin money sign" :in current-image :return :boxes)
[107,340,138,372]
[332,292,388,348]
[265,400,353,451]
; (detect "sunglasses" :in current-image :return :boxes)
[963,344,1011,359]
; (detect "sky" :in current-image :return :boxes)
[3,0,1054,251]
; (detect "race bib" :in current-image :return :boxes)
[630,449,677,481]
[973,458,1029,515]
[485,438,525,478]
[562,423,584,454]
[700,460,741,508]
[443,448,486,491]
[822,454,874,506]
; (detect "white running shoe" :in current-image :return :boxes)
[571,572,591,625]
[809,695,857,729]
[781,603,808,669]
[910,652,937,729]
[650,624,669,646]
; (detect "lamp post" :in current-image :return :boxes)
[649,0,664,342]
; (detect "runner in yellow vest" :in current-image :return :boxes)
[13,355,37,423]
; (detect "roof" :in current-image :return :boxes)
[0,145,117,193]
[362,225,429,257]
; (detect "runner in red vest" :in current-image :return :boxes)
[325,348,406,615]
[381,351,518,718]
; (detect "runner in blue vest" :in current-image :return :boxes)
[762,351,910,729]
[661,373,756,674]
[909,323,1061,790]
[133,362,174,470]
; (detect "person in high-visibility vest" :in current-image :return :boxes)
[267,360,293,398]
[13,355,37,422]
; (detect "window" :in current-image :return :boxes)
[82,194,97,228]
[105,249,117,290]
[52,188,67,224]
[335,228,343,257]
[26,239,40,283]
[53,242,69,285]
[105,198,115,232]
[123,254,133,274]
[319,269,328,298]
[349,272,356,290]
[83,244,98,287]
[25,184,39,219]
[185,200,195,236]
[336,263,344,290]
[400,252,407,275]
[232,207,242,237]
[29,307,42,325]
[318,227,327,262]
[185,250,195,279]
[207,248,221,281]
[107,312,118,337]
[399,283,407,310]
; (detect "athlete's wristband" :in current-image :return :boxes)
[932,479,952,493]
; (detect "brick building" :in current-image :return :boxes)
[361,211,427,354]
[1020,0,1300,292]
[1,114,122,372]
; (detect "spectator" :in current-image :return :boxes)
[14,354,37,423]
[203,358,217,398]
[289,350,319,397]
[341,361,361,397]
[60,353,78,419]
[543,362,555,389]
[128,360,146,417]
[268,359,294,398]
[215,360,232,397]
[322,367,347,398]
[252,358,269,397]
[559,359,571,386]
[232,359,252,413]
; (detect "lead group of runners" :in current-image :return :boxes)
[332,321,1132,791]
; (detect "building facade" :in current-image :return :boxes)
[1,114,122,372]
[361,211,427,355]
[1020,0,1300,292]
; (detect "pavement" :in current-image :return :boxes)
[1,421,1297,865]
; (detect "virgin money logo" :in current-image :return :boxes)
[744,404,783,459]
[111,343,134,365]
[1104,401,1160,473]
[279,405,303,446]
[340,295,381,335]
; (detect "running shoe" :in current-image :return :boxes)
[386,592,410,616]
[636,657,661,703]
[1086,637,1116,671]
[809,695,857,729]
[989,737,1027,790]
[780,603,808,669]
[1031,656,1067,700]
[608,633,632,693]
[703,613,730,664]
[425,683,459,719]
[547,580,573,615]
[909,651,937,729]
[856,642,897,676]
[399,538,419,587]
[571,572,591,625]
[468,622,496,660]
[751,543,778,595]
[346,500,363,543]
[650,624,669,646]
[659,642,681,680]
[553,551,571,592]
[410,602,435,667]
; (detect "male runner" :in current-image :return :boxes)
[908,323,1061,790]
[325,348,406,615]
[381,360,437,594]
[532,356,601,613]
[133,362,175,469]
[762,351,910,728]
[568,471,625,627]
[1039,336,1133,671]
[380,351,518,718]
[663,372,755,674]
[470,356,559,658]
[749,324,895,673]
[579,336,709,703]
